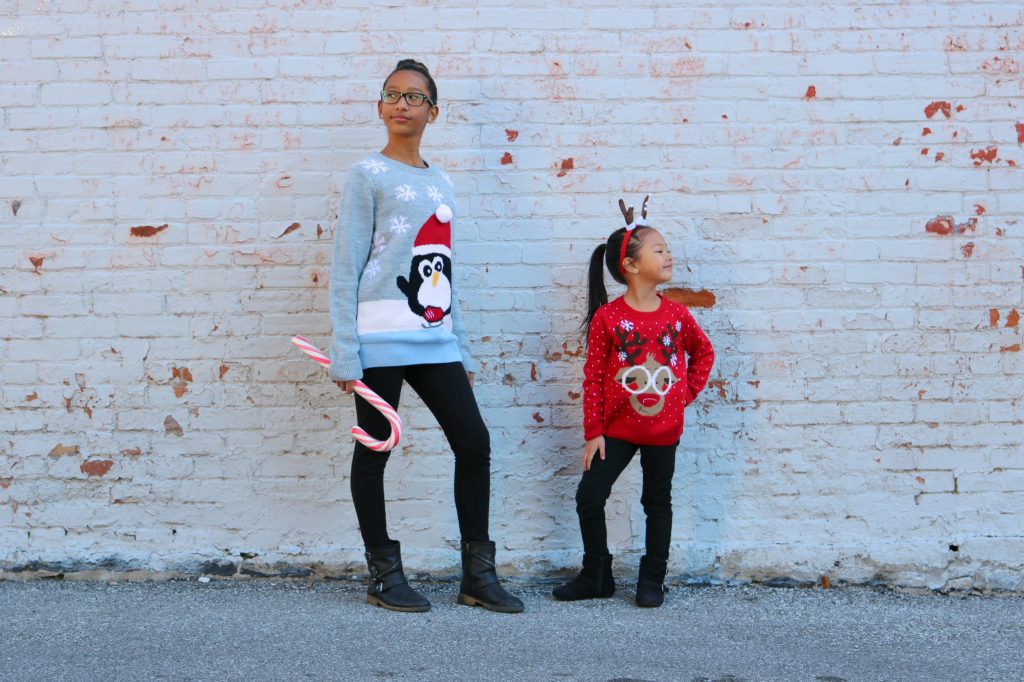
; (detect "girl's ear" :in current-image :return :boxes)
[377,100,383,119]
[427,105,439,123]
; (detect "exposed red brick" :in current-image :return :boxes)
[11,199,21,216]
[80,459,114,477]
[892,137,902,146]
[500,152,513,165]
[568,390,581,400]
[924,101,952,119]
[990,309,1001,327]
[1017,123,1024,144]
[708,380,727,399]
[1000,344,1021,353]
[505,129,519,142]
[25,391,38,402]
[130,224,168,237]
[0,478,10,489]
[316,224,324,239]
[957,217,978,234]
[530,362,538,381]
[219,364,230,379]
[532,412,544,423]
[275,222,300,238]
[920,148,929,156]
[663,288,717,308]
[29,256,44,272]
[960,242,975,258]
[922,127,932,136]
[120,448,142,456]
[925,216,954,236]
[934,152,945,162]
[970,146,998,166]
[556,157,574,177]
[804,85,816,99]
[1007,309,1020,328]
[974,204,986,215]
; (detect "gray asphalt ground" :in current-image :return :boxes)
[1,579,1021,682]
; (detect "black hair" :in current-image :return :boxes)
[384,58,438,105]
[582,225,652,341]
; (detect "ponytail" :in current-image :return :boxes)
[582,244,609,340]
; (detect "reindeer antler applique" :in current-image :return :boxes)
[613,324,648,365]
[657,321,681,366]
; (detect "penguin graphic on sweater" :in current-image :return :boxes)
[397,205,453,328]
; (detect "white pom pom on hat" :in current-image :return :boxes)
[434,204,453,224]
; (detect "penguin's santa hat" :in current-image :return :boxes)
[412,204,452,258]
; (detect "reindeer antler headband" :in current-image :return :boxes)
[617,195,650,275]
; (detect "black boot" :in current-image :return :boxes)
[552,553,615,601]
[635,555,667,608]
[457,541,524,613]
[364,541,430,613]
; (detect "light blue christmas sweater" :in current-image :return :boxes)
[329,152,477,381]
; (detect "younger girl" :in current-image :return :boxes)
[553,198,715,607]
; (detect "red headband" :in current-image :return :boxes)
[618,228,635,275]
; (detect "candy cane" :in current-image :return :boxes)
[291,335,402,452]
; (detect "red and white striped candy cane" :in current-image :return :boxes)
[291,335,402,452]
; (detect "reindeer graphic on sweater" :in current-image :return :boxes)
[612,320,683,417]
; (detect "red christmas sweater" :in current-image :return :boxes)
[583,295,715,446]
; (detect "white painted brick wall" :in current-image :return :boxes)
[2,1,1023,591]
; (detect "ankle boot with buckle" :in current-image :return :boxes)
[635,554,667,608]
[552,553,616,601]
[364,540,430,613]
[456,540,524,613]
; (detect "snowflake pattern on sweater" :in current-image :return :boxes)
[583,295,715,446]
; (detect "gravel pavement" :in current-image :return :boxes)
[2,579,1021,681]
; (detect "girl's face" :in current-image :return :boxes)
[623,228,673,284]
[378,70,438,139]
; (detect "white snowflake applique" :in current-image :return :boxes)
[371,233,388,256]
[619,320,634,332]
[389,214,411,234]
[662,334,671,346]
[669,353,678,367]
[364,259,381,279]
[439,170,453,187]
[675,321,682,332]
[359,158,387,175]
[426,185,443,203]
[617,351,628,362]
[394,184,416,202]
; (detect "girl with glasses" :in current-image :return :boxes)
[329,59,522,614]
[553,198,715,607]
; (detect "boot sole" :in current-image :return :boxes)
[456,593,524,614]
[367,595,430,613]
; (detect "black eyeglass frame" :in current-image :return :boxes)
[379,90,435,107]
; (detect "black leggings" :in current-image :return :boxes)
[575,436,677,562]
[350,362,490,547]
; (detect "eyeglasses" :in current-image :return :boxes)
[380,90,434,107]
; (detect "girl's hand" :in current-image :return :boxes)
[335,380,355,394]
[467,371,475,389]
[582,436,606,472]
